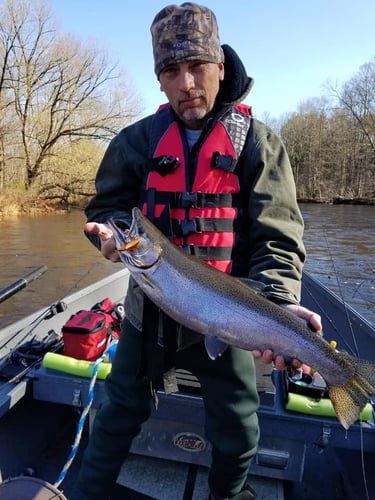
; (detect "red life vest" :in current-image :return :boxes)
[142,104,251,274]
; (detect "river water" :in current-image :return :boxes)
[300,203,374,327]
[0,204,374,328]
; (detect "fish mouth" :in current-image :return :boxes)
[117,238,141,252]
[107,214,161,269]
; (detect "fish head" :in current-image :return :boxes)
[106,215,162,270]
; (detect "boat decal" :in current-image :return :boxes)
[173,432,206,452]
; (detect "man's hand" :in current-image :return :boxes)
[252,303,322,371]
[84,222,120,263]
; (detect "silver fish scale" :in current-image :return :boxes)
[117,209,353,388]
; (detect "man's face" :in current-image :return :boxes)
[158,61,224,129]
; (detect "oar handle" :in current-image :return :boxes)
[0,265,48,304]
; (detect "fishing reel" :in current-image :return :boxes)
[286,365,328,399]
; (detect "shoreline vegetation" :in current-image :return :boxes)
[0,189,374,218]
[299,197,375,206]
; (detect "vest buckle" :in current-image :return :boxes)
[211,152,236,172]
[149,155,180,177]
[181,192,200,208]
[180,218,202,236]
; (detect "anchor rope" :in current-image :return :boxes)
[54,350,107,489]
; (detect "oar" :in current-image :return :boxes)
[0,265,48,304]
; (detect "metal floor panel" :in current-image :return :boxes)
[117,454,284,500]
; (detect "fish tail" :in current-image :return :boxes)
[328,357,375,429]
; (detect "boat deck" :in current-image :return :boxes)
[3,391,373,499]
[1,269,375,499]
[0,392,285,500]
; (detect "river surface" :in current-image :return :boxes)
[0,204,374,328]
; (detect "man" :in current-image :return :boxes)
[73,3,321,499]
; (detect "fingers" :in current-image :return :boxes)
[308,312,323,333]
[281,303,323,333]
[252,349,302,371]
[84,222,120,262]
[252,303,323,371]
[253,349,275,362]
[252,349,283,368]
[84,222,113,241]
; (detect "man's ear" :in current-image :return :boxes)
[219,62,225,81]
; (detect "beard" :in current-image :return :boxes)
[177,95,211,129]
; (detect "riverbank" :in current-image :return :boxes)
[0,189,85,217]
[297,197,375,205]
[1,189,374,218]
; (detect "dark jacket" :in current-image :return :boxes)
[85,45,306,332]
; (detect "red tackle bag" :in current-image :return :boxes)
[62,298,123,361]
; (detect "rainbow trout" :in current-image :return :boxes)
[107,207,375,429]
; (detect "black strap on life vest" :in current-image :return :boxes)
[182,245,232,260]
[140,190,240,209]
[171,217,242,237]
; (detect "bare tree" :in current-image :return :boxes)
[281,99,329,201]
[324,59,375,199]
[0,0,141,193]
[280,77,375,203]
[326,58,375,156]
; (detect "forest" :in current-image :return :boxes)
[0,0,374,215]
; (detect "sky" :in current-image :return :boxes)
[49,0,375,120]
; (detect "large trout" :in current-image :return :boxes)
[107,207,375,429]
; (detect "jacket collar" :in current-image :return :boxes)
[216,44,254,107]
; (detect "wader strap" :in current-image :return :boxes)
[140,295,177,390]
[145,188,156,222]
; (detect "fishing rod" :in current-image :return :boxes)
[321,232,372,500]
[0,263,107,359]
[300,275,360,358]
[0,263,106,350]
[7,336,64,385]
[0,264,111,397]
[323,233,361,358]
[0,299,67,352]
[0,265,48,304]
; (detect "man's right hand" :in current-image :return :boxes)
[84,222,120,262]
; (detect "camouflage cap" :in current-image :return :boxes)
[151,2,224,76]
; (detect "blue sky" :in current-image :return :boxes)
[50,0,375,120]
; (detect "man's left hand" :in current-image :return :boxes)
[252,304,322,370]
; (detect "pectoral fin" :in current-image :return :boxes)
[205,336,229,360]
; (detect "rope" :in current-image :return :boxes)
[54,351,106,489]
